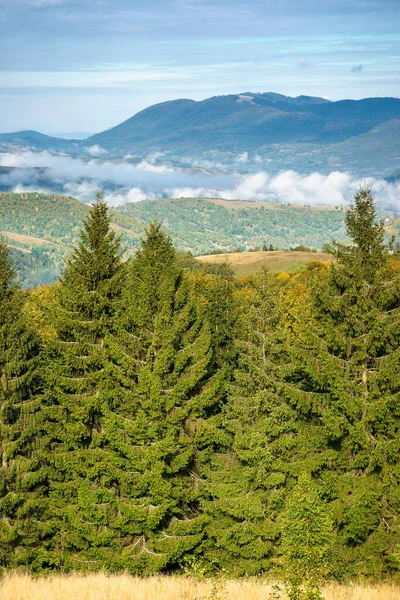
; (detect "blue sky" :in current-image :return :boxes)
[0,0,399,134]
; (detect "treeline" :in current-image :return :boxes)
[119,196,349,254]
[1,190,400,585]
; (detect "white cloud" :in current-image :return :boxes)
[85,144,108,157]
[104,187,151,206]
[235,152,248,164]
[1,149,400,210]
[63,180,100,200]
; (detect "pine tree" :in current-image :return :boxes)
[285,187,400,576]
[203,268,295,575]
[105,220,221,572]
[280,473,333,600]
[0,239,42,569]
[190,264,239,373]
[35,194,127,571]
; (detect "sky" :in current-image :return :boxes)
[0,0,399,134]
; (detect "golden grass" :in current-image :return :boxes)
[196,250,331,276]
[0,231,52,246]
[0,574,399,600]
[206,199,339,211]
[207,198,278,210]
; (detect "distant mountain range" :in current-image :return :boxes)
[1,92,400,176]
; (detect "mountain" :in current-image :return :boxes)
[1,93,400,176]
[0,191,141,286]
[52,132,93,139]
[0,130,80,152]
[1,191,350,286]
[87,93,400,155]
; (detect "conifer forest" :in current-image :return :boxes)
[1,188,400,592]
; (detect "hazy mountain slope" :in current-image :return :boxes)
[321,119,400,174]
[1,93,400,176]
[0,131,76,152]
[87,93,400,154]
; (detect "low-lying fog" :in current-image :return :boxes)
[1,148,399,211]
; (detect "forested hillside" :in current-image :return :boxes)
[1,189,400,590]
[1,192,353,285]
[0,192,141,286]
[118,197,349,254]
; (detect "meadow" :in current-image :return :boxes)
[195,249,332,276]
[0,574,399,600]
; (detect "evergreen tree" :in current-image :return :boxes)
[34,194,127,571]
[280,473,333,600]
[105,221,221,572]
[285,187,400,576]
[0,239,42,569]
[203,268,295,575]
[190,264,239,373]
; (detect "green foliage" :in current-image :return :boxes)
[0,191,140,287]
[31,194,127,572]
[280,473,333,600]
[283,186,400,577]
[0,238,42,569]
[120,197,350,255]
[105,220,222,572]
[2,192,357,286]
[202,267,290,576]
[2,187,400,582]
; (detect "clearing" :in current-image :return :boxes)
[196,250,332,276]
[0,231,53,247]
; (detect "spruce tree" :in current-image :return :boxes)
[105,221,221,572]
[36,194,127,571]
[285,187,400,575]
[280,473,333,600]
[0,239,42,569]
[203,268,295,575]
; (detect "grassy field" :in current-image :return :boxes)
[196,250,332,276]
[207,199,339,212]
[0,574,399,600]
[0,231,54,246]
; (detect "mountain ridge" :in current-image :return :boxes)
[1,92,399,153]
[1,92,399,176]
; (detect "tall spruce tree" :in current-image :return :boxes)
[0,239,42,569]
[202,267,295,575]
[104,221,222,572]
[35,194,128,571]
[284,187,400,576]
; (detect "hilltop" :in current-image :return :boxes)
[195,249,332,277]
[88,93,400,157]
[117,196,349,255]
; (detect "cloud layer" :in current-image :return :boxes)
[1,149,400,210]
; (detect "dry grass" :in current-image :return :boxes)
[0,231,52,246]
[0,574,399,600]
[206,199,338,212]
[207,198,278,210]
[196,250,331,276]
